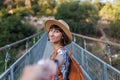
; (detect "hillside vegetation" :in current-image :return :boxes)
[0,0,120,74]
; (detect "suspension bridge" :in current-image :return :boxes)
[0,31,120,80]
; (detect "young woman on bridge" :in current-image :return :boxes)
[45,19,72,80]
[45,19,84,80]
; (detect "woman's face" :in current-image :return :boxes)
[48,27,63,44]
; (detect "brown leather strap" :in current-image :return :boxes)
[68,51,85,80]
[57,68,63,80]
[51,51,57,59]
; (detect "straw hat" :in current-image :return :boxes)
[45,19,72,43]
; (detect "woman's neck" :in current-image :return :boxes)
[53,44,63,51]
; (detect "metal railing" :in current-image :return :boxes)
[0,32,120,80]
[71,32,120,80]
[72,32,120,66]
[0,31,43,75]
[0,33,47,80]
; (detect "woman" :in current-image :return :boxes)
[20,19,84,80]
[44,19,72,80]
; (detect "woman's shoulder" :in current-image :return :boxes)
[57,47,68,55]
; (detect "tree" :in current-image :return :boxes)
[38,0,57,15]
[55,1,99,35]
[109,1,120,39]
[0,15,36,47]
[0,0,5,9]
[112,1,120,20]
[110,20,120,39]
[93,0,105,11]
[99,2,114,20]
[99,0,120,39]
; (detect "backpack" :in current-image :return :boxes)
[52,50,85,80]
[68,50,85,80]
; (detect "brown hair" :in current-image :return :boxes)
[48,25,69,46]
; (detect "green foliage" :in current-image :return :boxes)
[99,2,120,20]
[32,5,41,15]
[55,1,99,35]
[99,2,114,20]
[110,20,120,39]
[19,0,25,7]
[93,1,105,11]
[0,51,5,74]
[0,48,23,74]
[116,58,120,64]
[113,57,120,70]
[18,10,31,17]
[0,15,36,47]
[0,9,10,18]
[0,0,5,9]
[38,0,57,16]
[99,2,120,40]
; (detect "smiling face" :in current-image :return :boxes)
[48,26,63,45]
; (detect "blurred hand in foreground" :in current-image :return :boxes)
[19,59,57,80]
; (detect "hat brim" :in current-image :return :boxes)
[45,20,72,44]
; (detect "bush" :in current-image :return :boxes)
[110,20,120,39]
[112,58,120,70]
[32,5,41,15]
[55,1,99,35]
[0,9,11,18]
[0,15,36,47]
[15,9,34,17]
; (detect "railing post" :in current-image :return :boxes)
[10,67,14,80]
[103,63,107,80]
[25,38,29,52]
[105,41,112,65]
[81,48,84,67]
[73,35,76,42]
[33,37,36,44]
[82,38,87,49]
[37,34,40,41]
[5,45,11,71]
[25,51,30,65]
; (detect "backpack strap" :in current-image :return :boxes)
[68,50,85,80]
[68,50,73,57]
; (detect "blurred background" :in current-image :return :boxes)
[0,0,120,74]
